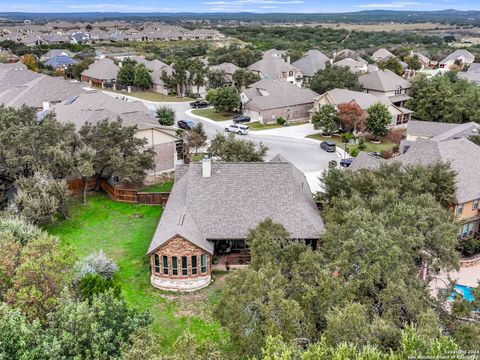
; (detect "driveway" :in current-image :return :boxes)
[252,123,318,139]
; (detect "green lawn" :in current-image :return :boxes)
[191,108,238,121]
[306,133,397,153]
[104,89,193,102]
[247,120,308,131]
[140,181,174,193]
[44,193,228,350]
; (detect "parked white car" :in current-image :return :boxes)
[225,124,250,135]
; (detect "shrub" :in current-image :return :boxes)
[384,128,405,144]
[276,117,286,126]
[76,250,118,281]
[349,147,360,157]
[78,274,121,301]
[457,237,480,257]
[358,137,367,151]
[341,133,354,143]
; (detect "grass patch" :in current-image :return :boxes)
[44,193,227,350]
[247,120,308,131]
[104,89,193,102]
[191,108,238,121]
[305,133,397,153]
[140,181,173,193]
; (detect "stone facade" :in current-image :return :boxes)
[149,235,212,291]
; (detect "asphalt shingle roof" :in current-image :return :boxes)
[243,79,318,111]
[292,50,330,77]
[350,138,480,204]
[359,69,411,92]
[81,58,119,81]
[147,158,325,254]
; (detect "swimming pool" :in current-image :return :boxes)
[449,284,475,302]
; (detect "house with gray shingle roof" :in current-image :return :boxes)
[440,49,475,69]
[52,92,179,174]
[248,54,304,87]
[147,156,325,291]
[371,48,395,62]
[0,67,85,110]
[458,63,480,85]
[333,57,368,74]
[81,58,119,87]
[209,62,240,85]
[312,88,412,127]
[241,79,318,124]
[351,137,480,241]
[292,49,330,82]
[359,69,412,106]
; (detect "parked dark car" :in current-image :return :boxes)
[320,141,336,153]
[232,115,251,124]
[190,100,209,108]
[340,158,354,168]
[369,152,382,158]
[177,119,196,130]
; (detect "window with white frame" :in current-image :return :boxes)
[201,254,207,273]
[154,254,160,273]
[162,255,168,275]
[456,203,464,215]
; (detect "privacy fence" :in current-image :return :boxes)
[67,177,170,206]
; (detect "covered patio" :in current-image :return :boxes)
[211,239,251,271]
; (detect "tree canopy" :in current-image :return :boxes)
[312,104,339,135]
[208,133,268,162]
[365,103,392,140]
[206,86,241,113]
[406,74,480,123]
[309,63,361,95]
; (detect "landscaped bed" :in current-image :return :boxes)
[247,120,309,131]
[44,193,227,350]
[191,108,238,121]
[306,133,397,153]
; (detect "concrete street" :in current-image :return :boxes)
[103,92,340,192]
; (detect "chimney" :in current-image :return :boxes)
[42,101,50,111]
[286,55,291,64]
[202,156,211,178]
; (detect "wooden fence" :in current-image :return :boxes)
[100,180,170,205]
[67,177,169,205]
[67,177,97,194]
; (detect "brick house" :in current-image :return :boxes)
[241,79,318,124]
[147,155,325,291]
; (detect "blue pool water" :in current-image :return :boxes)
[449,284,475,302]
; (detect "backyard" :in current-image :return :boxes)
[44,192,229,352]
[306,133,397,153]
[191,108,238,121]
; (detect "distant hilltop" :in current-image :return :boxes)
[1,9,480,25]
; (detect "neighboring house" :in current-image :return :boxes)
[52,92,180,174]
[0,65,85,110]
[458,63,480,85]
[333,49,355,61]
[411,51,431,69]
[359,69,412,106]
[42,49,74,61]
[71,31,90,44]
[401,120,480,152]
[292,49,330,83]
[209,62,240,86]
[147,155,325,291]
[350,137,480,241]
[312,88,412,127]
[81,58,119,87]
[45,55,77,70]
[241,79,318,124]
[248,55,304,87]
[439,49,475,69]
[371,48,395,62]
[263,48,287,59]
[333,57,368,74]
